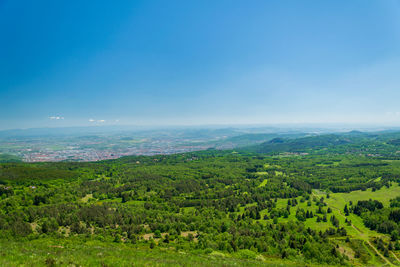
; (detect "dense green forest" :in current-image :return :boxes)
[3,132,400,266]
[0,153,22,163]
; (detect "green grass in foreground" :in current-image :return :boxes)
[0,238,315,267]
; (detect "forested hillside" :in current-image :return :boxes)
[2,135,400,266]
[247,131,400,156]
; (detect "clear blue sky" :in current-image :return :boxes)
[1,0,400,129]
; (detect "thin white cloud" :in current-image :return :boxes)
[89,119,106,123]
[49,116,64,120]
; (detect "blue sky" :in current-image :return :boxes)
[1,0,400,129]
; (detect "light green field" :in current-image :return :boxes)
[258,185,400,266]
[258,178,268,187]
[265,197,359,235]
[262,184,400,240]
[0,238,307,267]
[80,193,93,203]
[319,183,400,209]
[263,164,281,169]
[49,145,67,150]
[315,183,400,242]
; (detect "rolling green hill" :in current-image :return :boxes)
[251,134,352,153]
[245,131,400,156]
[3,134,400,265]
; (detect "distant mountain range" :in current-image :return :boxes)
[244,130,400,155]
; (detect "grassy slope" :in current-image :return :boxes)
[0,238,313,267]
[268,183,400,238]
[316,185,400,266]
[256,184,400,266]
[319,184,400,240]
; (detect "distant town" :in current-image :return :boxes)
[19,144,217,162]
[0,126,364,162]
[0,128,248,162]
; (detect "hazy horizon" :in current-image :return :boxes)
[2,1,400,129]
[2,122,400,134]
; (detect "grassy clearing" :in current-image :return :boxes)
[258,184,400,266]
[313,185,400,240]
[317,183,400,209]
[0,238,313,267]
[264,196,359,235]
[80,194,93,203]
[263,184,400,240]
[263,164,281,169]
[258,179,268,187]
